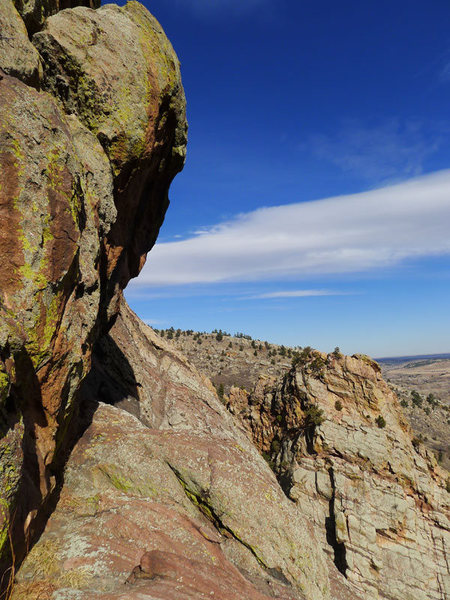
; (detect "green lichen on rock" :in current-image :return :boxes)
[0,367,9,409]
[0,0,42,86]
[96,464,158,498]
[33,1,187,174]
[13,0,101,36]
[0,499,10,560]
[0,0,188,590]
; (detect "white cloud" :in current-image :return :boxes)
[143,318,165,326]
[245,290,347,299]
[130,170,450,287]
[310,119,444,183]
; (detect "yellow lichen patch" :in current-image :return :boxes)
[57,567,93,589]
[10,139,26,181]
[125,1,179,91]
[95,464,158,498]
[24,291,62,369]
[0,499,10,555]
[23,539,61,579]
[0,367,9,404]
[58,493,100,517]
[46,148,78,228]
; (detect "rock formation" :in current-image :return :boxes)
[0,1,448,599]
[0,0,186,583]
[12,300,329,599]
[228,350,450,600]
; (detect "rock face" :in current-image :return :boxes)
[13,300,330,600]
[33,1,187,287]
[0,0,42,85]
[0,0,186,582]
[228,350,450,600]
[13,0,100,35]
[1,0,448,598]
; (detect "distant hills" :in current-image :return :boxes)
[376,353,450,363]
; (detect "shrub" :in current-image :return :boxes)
[412,436,422,449]
[335,400,343,411]
[310,355,326,376]
[304,405,324,428]
[291,346,312,368]
[217,383,224,400]
[332,346,342,358]
[400,399,408,408]
[216,331,223,342]
[375,415,386,429]
[262,451,273,467]
[270,439,281,454]
[411,390,423,408]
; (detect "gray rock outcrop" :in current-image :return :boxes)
[228,351,450,600]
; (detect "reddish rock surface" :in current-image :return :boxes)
[13,301,330,599]
[0,0,186,585]
[1,1,448,599]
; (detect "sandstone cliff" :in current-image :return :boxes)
[228,350,450,600]
[0,1,448,599]
[13,300,330,599]
[12,304,450,600]
[0,0,186,583]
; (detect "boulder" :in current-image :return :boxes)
[33,1,187,285]
[13,0,100,35]
[0,0,42,85]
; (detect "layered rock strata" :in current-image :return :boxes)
[228,351,450,600]
[13,300,330,600]
[0,0,186,581]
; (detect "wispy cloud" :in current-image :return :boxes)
[309,119,445,184]
[130,170,450,288]
[143,318,166,326]
[244,289,348,299]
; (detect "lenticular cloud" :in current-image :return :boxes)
[132,170,450,287]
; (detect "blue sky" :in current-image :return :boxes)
[122,0,450,357]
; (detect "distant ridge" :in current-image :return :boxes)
[376,353,450,363]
